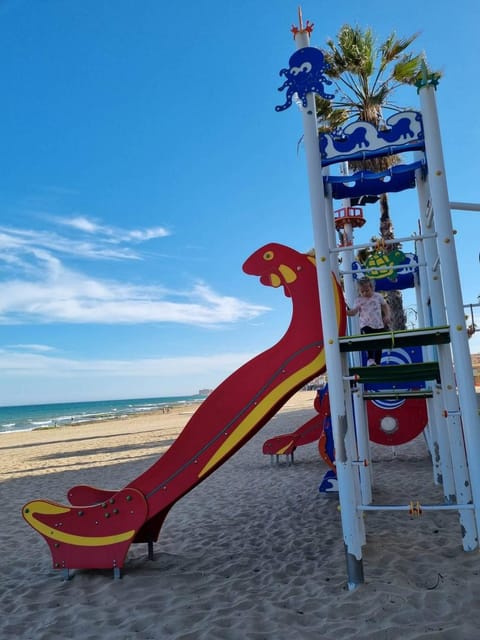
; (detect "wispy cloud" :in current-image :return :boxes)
[0,270,268,325]
[4,344,56,353]
[0,218,269,326]
[53,215,170,243]
[0,225,140,261]
[0,348,259,404]
[0,348,254,377]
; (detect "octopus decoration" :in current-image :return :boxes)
[275,47,334,112]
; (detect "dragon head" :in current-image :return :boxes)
[243,243,315,298]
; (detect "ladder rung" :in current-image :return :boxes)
[362,390,433,399]
[358,503,474,512]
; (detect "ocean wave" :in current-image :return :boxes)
[0,394,204,435]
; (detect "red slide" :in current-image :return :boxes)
[262,389,325,461]
[22,243,346,574]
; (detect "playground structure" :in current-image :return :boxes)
[22,13,480,588]
[279,15,480,588]
[262,339,430,494]
[22,245,347,578]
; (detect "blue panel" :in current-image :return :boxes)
[351,252,419,291]
[325,160,424,183]
[326,165,419,199]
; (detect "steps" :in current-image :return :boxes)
[339,325,450,352]
[349,361,441,384]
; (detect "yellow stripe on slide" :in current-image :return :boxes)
[277,440,295,455]
[198,350,325,478]
[23,501,136,547]
[198,274,344,479]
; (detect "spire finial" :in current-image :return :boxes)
[291,6,314,39]
[298,6,303,31]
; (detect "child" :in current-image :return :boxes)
[346,277,391,366]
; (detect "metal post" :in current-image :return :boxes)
[339,204,372,506]
[415,160,456,493]
[292,23,364,588]
[416,151,477,550]
[419,82,480,545]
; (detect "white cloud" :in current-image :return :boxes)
[125,227,170,241]
[0,225,140,261]
[60,215,102,233]
[0,349,253,376]
[0,235,268,326]
[0,271,268,325]
[6,344,56,353]
[51,215,171,243]
[0,217,268,327]
[0,349,258,404]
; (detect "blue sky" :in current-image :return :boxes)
[1,0,479,405]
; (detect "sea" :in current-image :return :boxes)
[0,394,207,435]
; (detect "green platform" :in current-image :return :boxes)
[339,326,450,353]
[349,362,441,384]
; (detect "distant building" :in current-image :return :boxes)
[472,354,480,387]
[302,375,327,391]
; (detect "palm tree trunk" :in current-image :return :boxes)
[379,194,406,330]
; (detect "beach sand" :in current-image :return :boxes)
[2,390,480,639]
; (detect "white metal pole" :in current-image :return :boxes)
[415,162,456,494]
[292,25,364,588]
[413,232,442,481]
[339,208,372,505]
[450,202,480,212]
[324,180,339,276]
[416,145,477,550]
[419,82,480,541]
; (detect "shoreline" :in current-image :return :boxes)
[30,400,205,431]
[3,386,478,437]
[0,390,317,438]
[0,391,317,483]
[0,398,207,436]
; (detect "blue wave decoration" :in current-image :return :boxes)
[319,111,425,166]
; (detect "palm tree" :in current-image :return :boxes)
[316,25,439,329]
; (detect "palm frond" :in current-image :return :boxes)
[315,24,438,330]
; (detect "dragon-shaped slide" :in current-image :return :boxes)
[22,243,346,574]
[262,387,327,461]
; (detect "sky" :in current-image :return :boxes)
[0,0,479,406]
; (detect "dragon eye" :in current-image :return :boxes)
[263,251,274,261]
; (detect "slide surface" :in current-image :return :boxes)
[262,386,326,457]
[22,243,346,572]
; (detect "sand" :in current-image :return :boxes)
[2,390,480,640]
